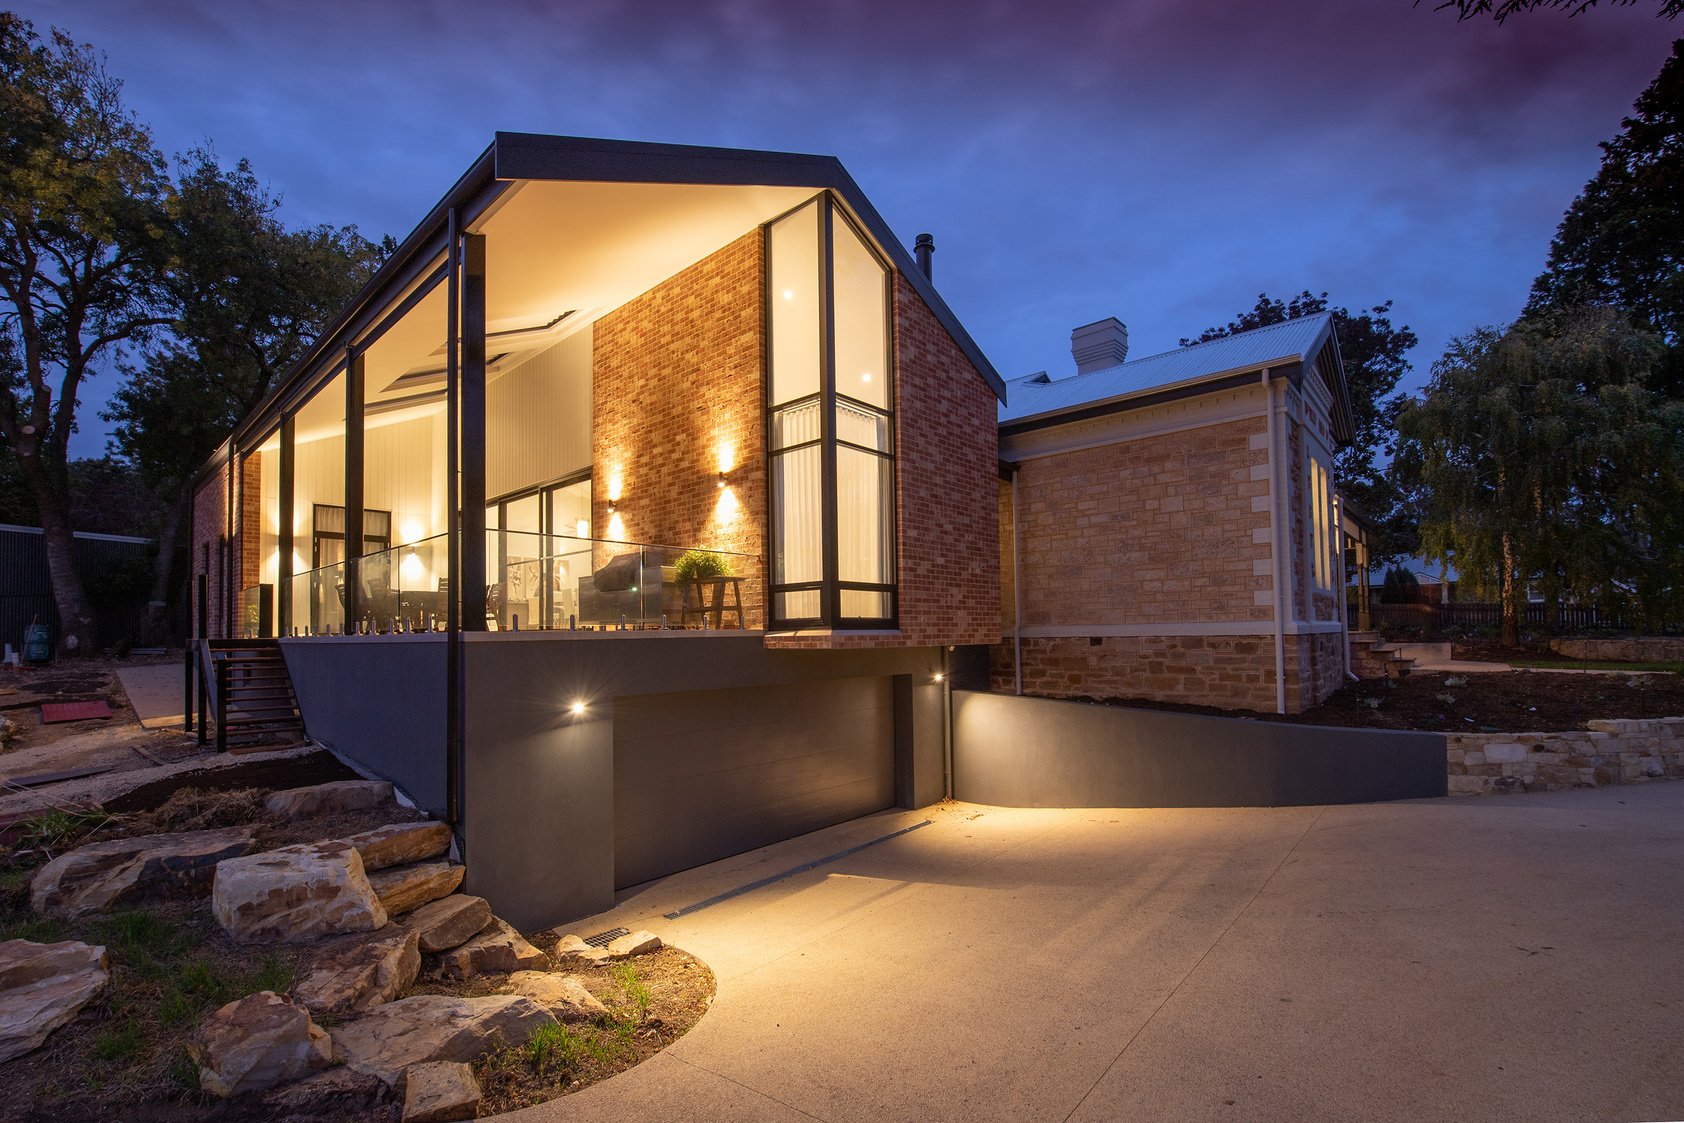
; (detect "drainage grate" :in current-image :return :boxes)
[582,926,629,948]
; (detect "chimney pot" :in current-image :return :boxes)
[1071,317,1128,375]
[914,233,934,281]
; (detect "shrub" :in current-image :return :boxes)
[673,549,731,583]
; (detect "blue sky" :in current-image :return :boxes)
[16,0,1677,454]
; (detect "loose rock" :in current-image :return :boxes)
[432,917,549,980]
[189,990,332,1098]
[29,827,257,917]
[553,934,612,967]
[333,994,556,1085]
[369,861,464,915]
[259,1065,391,1119]
[343,821,452,872]
[606,929,663,959]
[265,779,394,819]
[213,840,388,943]
[403,894,492,953]
[0,939,110,1063]
[402,1060,482,1123]
[291,927,420,1020]
[506,971,609,1022]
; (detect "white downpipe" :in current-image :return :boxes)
[1011,465,1023,696]
[1264,370,1288,715]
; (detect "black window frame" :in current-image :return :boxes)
[764,193,898,631]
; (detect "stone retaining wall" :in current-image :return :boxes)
[1548,637,1684,662]
[1447,716,1684,795]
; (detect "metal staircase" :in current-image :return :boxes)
[198,639,306,750]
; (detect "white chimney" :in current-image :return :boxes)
[1071,317,1129,375]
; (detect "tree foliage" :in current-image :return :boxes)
[1527,38,1684,372]
[0,13,170,654]
[1183,291,1419,565]
[105,149,385,638]
[1398,308,1680,643]
[1427,0,1684,21]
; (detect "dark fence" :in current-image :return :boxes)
[0,524,155,654]
[1368,600,1676,636]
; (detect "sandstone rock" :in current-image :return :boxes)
[0,939,110,1063]
[507,971,609,1022]
[432,917,548,980]
[552,933,612,967]
[30,827,257,918]
[259,1065,391,1118]
[291,927,420,1020]
[213,841,388,943]
[343,821,452,872]
[369,861,464,915]
[1483,742,1528,764]
[333,994,556,1084]
[606,929,662,959]
[403,894,491,953]
[265,780,395,820]
[401,1060,482,1123]
[189,991,332,1097]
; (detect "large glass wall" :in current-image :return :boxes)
[290,371,348,634]
[766,195,895,628]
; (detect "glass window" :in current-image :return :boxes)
[769,201,821,407]
[766,194,896,627]
[831,213,889,411]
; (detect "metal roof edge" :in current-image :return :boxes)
[1001,355,1303,431]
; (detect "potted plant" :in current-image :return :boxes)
[674,549,732,583]
[673,549,738,627]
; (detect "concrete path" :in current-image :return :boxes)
[114,663,186,729]
[510,785,1684,1123]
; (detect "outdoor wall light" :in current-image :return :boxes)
[570,700,587,717]
[932,672,945,683]
[717,470,729,490]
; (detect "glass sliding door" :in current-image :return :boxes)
[766,195,896,628]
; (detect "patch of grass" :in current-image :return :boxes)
[613,961,651,1024]
[92,1019,143,1064]
[1507,658,1684,673]
[0,911,71,943]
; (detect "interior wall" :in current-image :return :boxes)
[487,326,593,500]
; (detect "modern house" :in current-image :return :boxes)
[189,134,1002,929]
[994,313,1355,714]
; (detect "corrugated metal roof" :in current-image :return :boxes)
[1000,312,1334,425]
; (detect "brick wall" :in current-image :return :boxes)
[1009,416,1272,629]
[190,460,229,638]
[593,231,767,628]
[1283,630,1346,712]
[239,452,262,596]
[1448,717,1684,794]
[891,272,999,647]
[991,634,1277,712]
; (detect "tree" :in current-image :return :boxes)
[1427,1,1684,21]
[0,15,170,655]
[1398,308,1677,644]
[1526,39,1684,382]
[106,149,384,641]
[1183,291,1420,565]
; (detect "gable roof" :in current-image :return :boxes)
[1000,311,1353,440]
[211,133,1004,474]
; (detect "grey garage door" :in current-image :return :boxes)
[613,676,895,889]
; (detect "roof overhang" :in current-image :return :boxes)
[999,360,1303,437]
[205,133,1003,485]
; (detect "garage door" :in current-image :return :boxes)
[613,676,895,889]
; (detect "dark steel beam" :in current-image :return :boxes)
[459,232,488,631]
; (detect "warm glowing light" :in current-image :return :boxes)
[715,487,739,523]
[574,519,589,539]
[861,372,873,383]
[782,289,795,301]
[570,701,586,716]
[607,512,626,541]
[400,549,426,583]
[932,672,945,683]
[716,441,736,474]
[606,471,624,503]
[400,519,426,544]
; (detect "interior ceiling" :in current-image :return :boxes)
[359,179,819,407]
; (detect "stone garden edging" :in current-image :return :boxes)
[1447,716,1684,795]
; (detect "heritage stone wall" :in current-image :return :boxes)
[991,634,1278,713]
[1447,717,1684,795]
[1548,638,1684,663]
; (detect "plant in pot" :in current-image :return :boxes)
[674,549,735,626]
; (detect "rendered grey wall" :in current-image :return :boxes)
[281,636,448,816]
[953,690,1446,808]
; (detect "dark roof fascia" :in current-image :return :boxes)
[494,133,1006,400]
[999,364,1301,438]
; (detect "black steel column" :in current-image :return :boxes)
[459,232,488,630]
[277,414,295,633]
[445,209,462,828]
[344,350,366,630]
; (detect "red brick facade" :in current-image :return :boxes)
[593,231,768,628]
[190,459,230,638]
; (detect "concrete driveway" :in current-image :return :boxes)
[510,785,1684,1123]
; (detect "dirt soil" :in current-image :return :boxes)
[1081,668,1684,733]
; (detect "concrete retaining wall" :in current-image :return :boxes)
[1548,638,1684,663]
[952,690,1446,807]
[1448,717,1684,795]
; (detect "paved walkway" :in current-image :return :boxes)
[510,785,1684,1123]
[113,662,186,729]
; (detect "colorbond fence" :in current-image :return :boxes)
[1368,601,1679,636]
[0,524,156,652]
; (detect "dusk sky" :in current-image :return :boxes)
[16,0,1678,454]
